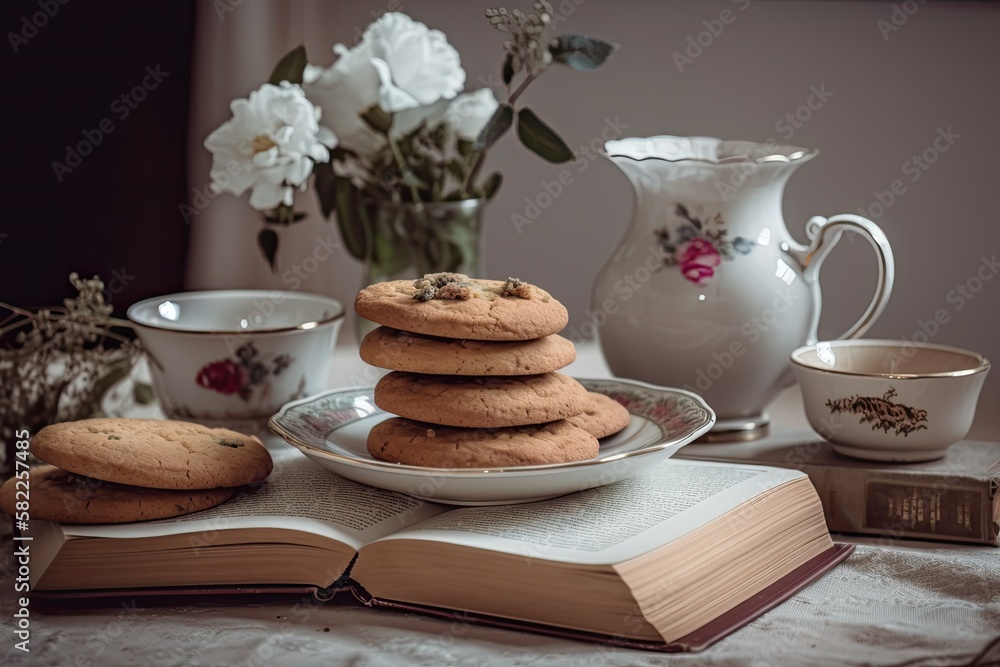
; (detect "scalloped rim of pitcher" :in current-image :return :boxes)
[604,136,819,165]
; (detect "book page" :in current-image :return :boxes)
[62,453,448,551]
[369,460,804,565]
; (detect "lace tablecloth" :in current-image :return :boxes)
[2,542,998,666]
[2,346,998,666]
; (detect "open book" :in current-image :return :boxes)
[29,448,851,652]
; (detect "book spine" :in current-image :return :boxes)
[805,466,999,546]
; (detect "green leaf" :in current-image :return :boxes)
[550,34,618,71]
[334,178,367,260]
[313,160,338,219]
[474,103,514,151]
[479,171,503,200]
[502,53,515,84]
[133,382,155,405]
[257,227,279,272]
[360,105,393,134]
[456,139,475,159]
[446,159,466,181]
[516,108,575,163]
[268,45,308,85]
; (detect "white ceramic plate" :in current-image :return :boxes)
[268,378,715,505]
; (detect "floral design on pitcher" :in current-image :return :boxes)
[196,342,293,402]
[825,387,928,437]
[655,204,755,286]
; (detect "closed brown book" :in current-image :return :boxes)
[26,452,850,651]
[676,429,1000,546]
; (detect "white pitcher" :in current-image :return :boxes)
[593,136,894,439]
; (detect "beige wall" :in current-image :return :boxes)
[187,0,999,437]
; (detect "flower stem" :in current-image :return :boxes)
[386,132,440,273]
[507,72,538,106]
[457,71,538,197]
[387,134,423,205]
[461,152,484,198]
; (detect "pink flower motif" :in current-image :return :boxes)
[676,238,722,286]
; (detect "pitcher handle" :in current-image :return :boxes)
[797,213,895,342]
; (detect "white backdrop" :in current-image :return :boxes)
[185,1,1000,437]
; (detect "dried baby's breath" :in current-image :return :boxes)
[0,274,141,458]
[486,1,556,76]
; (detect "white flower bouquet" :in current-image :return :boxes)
[203,2,616,271]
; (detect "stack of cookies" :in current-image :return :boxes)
[356,274,630,468]
[1,418,272,524]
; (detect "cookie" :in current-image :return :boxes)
[374,371,590,428]
[367,418,599,468]
[360,327,577,376]
[567,392,632,439]
[354,275,569,341]
[0,465,236,524]
[31,418,273,490]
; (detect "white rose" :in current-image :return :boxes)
[361,12,465,112]
[204,82,335,211]
[304,12,465,156]
[303,51,383,158]
[444,88,500,142]
[392,98,451,138]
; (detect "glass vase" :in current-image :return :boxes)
[356,198,486,341]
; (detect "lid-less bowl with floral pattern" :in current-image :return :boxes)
[128,290,344,424]
[791,340,989,462]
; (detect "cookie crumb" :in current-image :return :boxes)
[500,277,532,299]
[420,272,469,288]
[412,281,437,301]
[436,283,472,300]
[412,274,472,301]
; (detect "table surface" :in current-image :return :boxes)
[2,344,998,667]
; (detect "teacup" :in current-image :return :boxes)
[127,290,344,423]
[791,340,990,462]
